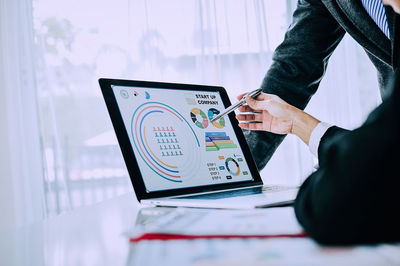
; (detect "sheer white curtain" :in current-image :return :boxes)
[32,0,287,215]
[28,0,379,216]
[0,0,45,229]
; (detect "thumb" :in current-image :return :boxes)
[237,92,247,100]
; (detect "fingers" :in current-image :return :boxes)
[237,92,286,117]
[254,93,274,101]
[245,96,270,111]
[236,111,271,132]
[237,91,279,102]
[245,93,280,111]
[236,113,264,122]
[238,122,264,131]
[236,92,247,100]
[237,105,260,113]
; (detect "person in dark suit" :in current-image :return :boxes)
[294,69,400,245]
[237,0,400,245]
[246,0,400,170]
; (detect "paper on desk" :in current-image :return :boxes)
[127,238,400,266]
[128,207,303,237]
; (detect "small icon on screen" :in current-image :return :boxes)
[120,90,129,99]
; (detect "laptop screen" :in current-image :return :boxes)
[111,85,254,192]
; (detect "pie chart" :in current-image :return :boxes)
[208,108,225,129]
[190,108,209,129]
[225,157,240,176]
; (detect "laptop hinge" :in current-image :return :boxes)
[147,184,264,200]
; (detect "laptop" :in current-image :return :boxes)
[99,78,298,209]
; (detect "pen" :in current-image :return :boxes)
[210,88,262,123]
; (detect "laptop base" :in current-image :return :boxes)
[141,186,298,209]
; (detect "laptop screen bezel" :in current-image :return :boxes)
[99,78,263,200]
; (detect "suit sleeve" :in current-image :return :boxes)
[317,126,349,159]
[294,97,400,245]
[245,0,346,170]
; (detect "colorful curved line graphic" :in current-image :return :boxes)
[225,157,240,176]
[138,109,179,176]
[131,102,200,183]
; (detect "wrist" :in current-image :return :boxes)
[291,108,320,145]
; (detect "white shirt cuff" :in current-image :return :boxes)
[309,122,332,157]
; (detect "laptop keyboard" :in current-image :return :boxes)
[177,185,294,200]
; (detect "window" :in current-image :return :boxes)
[33,0,290,215]
[32,0,378,216]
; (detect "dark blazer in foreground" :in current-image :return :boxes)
[246,0,400,169]
[294,70,400,245]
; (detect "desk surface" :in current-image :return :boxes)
[1,193,399,266]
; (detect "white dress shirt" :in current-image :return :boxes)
[308,122,332,157]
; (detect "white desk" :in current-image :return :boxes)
[1,193,399,266]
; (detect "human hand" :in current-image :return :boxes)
[235,92,295,134]
[235,92,320,145]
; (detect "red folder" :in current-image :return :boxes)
[130,232,307,243]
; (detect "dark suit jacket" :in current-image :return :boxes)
[246,0,400,169]
[294,69,400,245]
